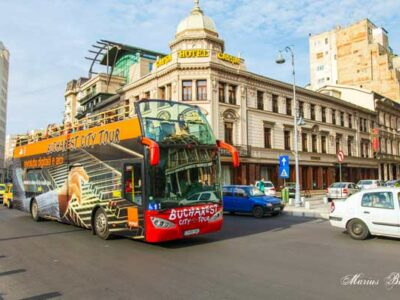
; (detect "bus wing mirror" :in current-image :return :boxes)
[217,140,240,168]
[141,137,160,166]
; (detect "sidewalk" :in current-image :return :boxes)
[282,194,331,219]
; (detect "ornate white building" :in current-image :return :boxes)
[65,1,390,189]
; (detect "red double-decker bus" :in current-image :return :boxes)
[12,99,239,242]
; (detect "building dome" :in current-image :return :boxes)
[176,0,218,36]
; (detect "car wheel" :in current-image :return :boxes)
[252,206,264,218]
[7,200,12,209]
[94,208,112,240]
[31,199,41,221]
[347,219,370,240]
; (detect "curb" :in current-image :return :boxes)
[283,210,329,220]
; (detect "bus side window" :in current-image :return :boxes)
[124,163,143,206]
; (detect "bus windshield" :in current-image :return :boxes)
[137,100,216,145]
[147,147,221,209]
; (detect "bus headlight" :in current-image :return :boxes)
[150,217,176,229]
[209,210,223,222]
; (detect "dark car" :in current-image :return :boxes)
[384,179,400,187]
[223,185,285,218]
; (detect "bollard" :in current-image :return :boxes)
[323,196,328,204]
[305,201,311,209]
[288,198,294,206]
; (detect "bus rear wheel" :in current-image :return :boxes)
[94,209,111,240]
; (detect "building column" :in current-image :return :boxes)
[384,163,388,181]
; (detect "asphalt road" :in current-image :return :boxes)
[1,206,400,300]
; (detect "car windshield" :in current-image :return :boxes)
[249,187,265,196]
[146,147,221,209]
[264,182,274,188]
[358,180,372,185]
[330,183,346,188]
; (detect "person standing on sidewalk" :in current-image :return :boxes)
[257,177,265,193]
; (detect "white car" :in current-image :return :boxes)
[329,187,400,240]
[326,182,358,201]
[356,179,381,190]
[255,180,276,196]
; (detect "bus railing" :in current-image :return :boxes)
[16,104,133,147]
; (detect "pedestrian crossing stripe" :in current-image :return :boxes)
[280,169,288,177]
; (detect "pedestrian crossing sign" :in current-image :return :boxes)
[278,155,290,179]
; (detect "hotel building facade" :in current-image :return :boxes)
[64,1,397,189]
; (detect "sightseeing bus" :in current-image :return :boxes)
[12,99,239,242]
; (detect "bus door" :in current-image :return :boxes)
[123,163,143,207]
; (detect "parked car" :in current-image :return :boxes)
[384,179,400,187]
[255,180,276,196]
[223,185,284,218]
[356,179,381,190]
[179,191,219,205]
[329,187,400,240]
[326,182,358,201]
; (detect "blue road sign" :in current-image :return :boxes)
[279,155,290,179]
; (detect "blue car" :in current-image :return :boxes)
[223,185,285,218]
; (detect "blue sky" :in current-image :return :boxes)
[1,0,400,134]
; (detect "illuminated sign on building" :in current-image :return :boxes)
[217,52,240,65]
[178,49,209,58]
[155,54,172,68]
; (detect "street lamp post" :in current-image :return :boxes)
[276,46,301,207]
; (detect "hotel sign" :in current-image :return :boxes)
[178,49,209,58]
[155,54,172,68]
[217,52,240,65]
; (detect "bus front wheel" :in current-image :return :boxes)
[94,208,111,240]
[31,199,41,221]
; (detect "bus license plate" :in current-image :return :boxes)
[273,207,280,211]
[184,229,200,236]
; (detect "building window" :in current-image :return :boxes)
[348,114,352,129]
[321,135,327,153]
[158,86,166,100]
[257,91,264,110]
[298,101,304,118]
[228,85,236,105]
[360,118,364,132]
[218,82,226,103]
[360,141,365,158]
[348,137,353,156]
[286,98,292,116]
[364,119,368,132]
[272,94,279,113]
[284,130,291,150]
[336,135,341,153]
[264,127,271,148]
[310,104,316,120]
[332,109,336,125]
[302,133,308,152]
[196,80,207,101]
[224,122,233,144]
[321,107,326,122]
[182,80,192,101]
[340,112,344,127]
[312,134,318,152]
